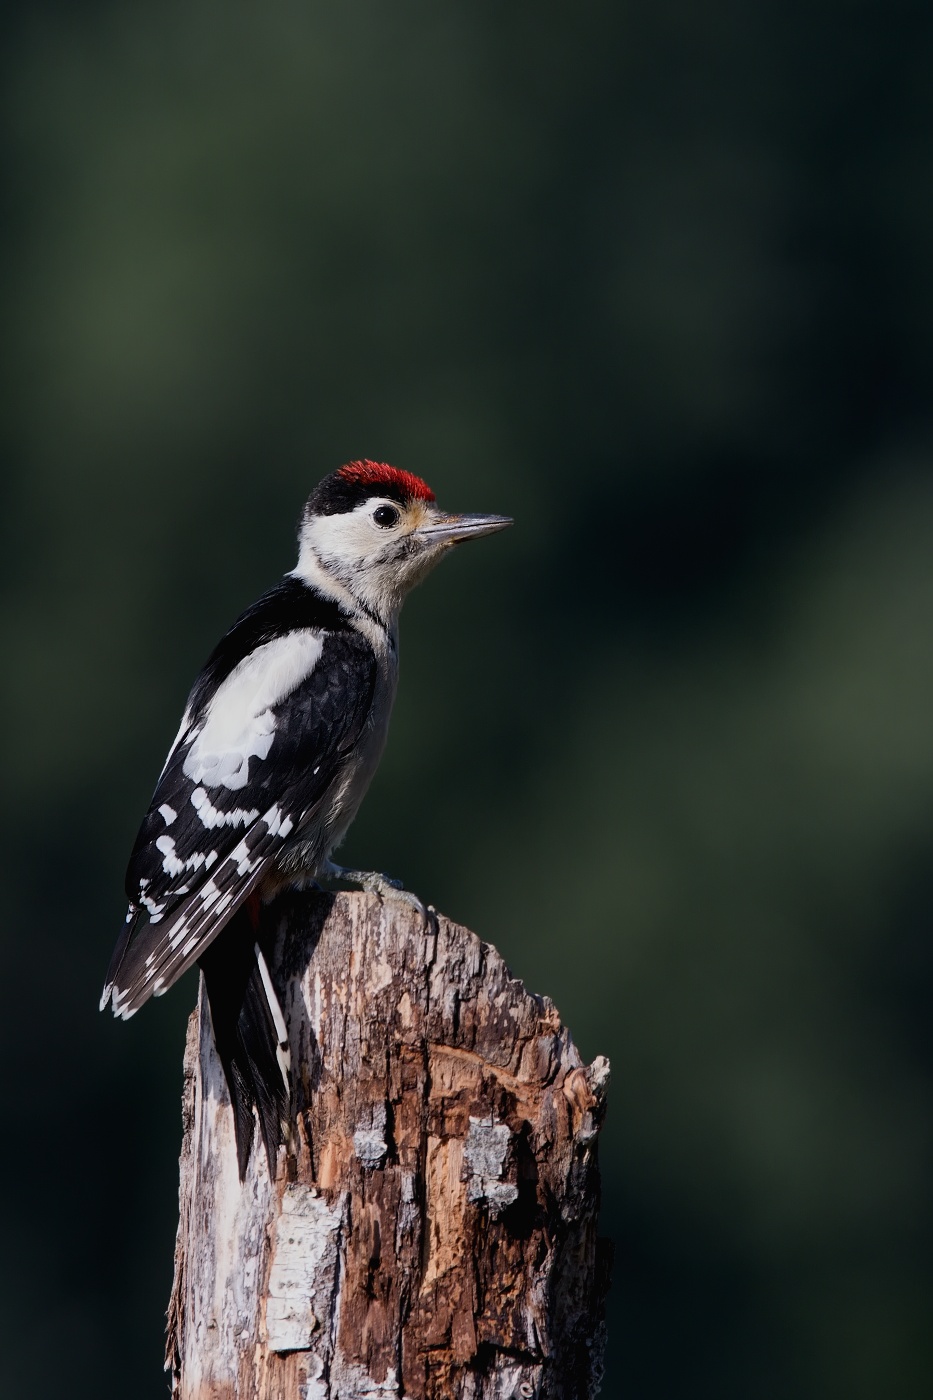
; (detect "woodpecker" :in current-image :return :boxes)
[101,460,511,1175]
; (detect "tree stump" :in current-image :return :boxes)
[166,891,610,1399]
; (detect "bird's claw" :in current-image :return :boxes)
[323,862,427,921]
[363,873,426,920]
[369,873,404,892]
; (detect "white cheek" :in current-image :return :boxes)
[301,508,400,575]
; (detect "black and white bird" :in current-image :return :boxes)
[101,460,511,1174]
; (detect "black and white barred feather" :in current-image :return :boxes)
[101,577,376,1018]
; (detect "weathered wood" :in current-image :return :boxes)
[166,891,610,1399]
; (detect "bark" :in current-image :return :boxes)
[166,890,611,1400]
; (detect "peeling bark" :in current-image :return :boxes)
[167,891,610,1399]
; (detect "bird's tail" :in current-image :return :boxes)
[198,898,291,1180]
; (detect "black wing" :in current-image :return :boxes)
[102,584,375,1017]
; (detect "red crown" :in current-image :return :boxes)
[337,460,436,503]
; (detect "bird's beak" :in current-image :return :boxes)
[415,512,513,546]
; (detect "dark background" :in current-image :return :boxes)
[2,2,933,1396]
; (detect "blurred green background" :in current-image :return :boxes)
[2,1,933,1396]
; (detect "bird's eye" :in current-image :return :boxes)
[373,505,400,528]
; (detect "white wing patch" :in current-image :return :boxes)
[230,834,265,877]
[155,834,212,879]
[190,786,259,829]
[183,630,324,791]
[139,888,167,921]
[264,804,294,839]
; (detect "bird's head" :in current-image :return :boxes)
[295,460,512,621]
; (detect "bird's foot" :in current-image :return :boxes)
[322,861,427,919]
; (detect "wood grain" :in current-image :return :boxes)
[167,891,610,1399]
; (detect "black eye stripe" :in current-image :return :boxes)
[373,505,400,528]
